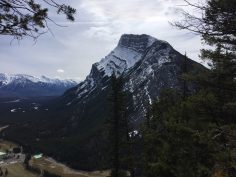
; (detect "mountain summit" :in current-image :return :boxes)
[95,34,165,77]
[118,34,161,52]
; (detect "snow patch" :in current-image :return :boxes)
[144,86,152,104]
[77,89,88,98]
[129,130,139,137]
[66,102,72,106]
[3,99,21,103]
[10,109,16,112]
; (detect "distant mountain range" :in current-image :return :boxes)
[0,73,77,98]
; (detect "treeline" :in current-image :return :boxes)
[106,0,236,177]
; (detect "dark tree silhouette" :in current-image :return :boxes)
[0,0,76,40]
[107,74,128,177]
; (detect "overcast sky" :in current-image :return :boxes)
[0,0,205,81]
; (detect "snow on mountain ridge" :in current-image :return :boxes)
[0,73,77,86]
[0,73,11,85]
[96,46,143,77]
[0,73,78,98]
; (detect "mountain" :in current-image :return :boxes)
[61,34,204,125]
[2,34,206,170]
[0,73,77,98]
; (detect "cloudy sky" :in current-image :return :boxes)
[0,0,205,81]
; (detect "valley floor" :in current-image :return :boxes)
[30,157,109,177]
[0,126,109,177]
[1,163,39,177]
[0,140,109,177]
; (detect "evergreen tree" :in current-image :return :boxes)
[174,0,236,175]
[143,1,236,177]
[107,74,128,177]
[181,53,189,100]
[142,90,202,177]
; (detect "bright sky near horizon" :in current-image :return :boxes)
[0,0,205,81]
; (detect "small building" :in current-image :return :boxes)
[33,153,43,159]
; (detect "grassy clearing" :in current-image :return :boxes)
[1,163,39,177]
[0,127,108,177]
[0,126,17,152]
[30,157,109,177]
